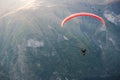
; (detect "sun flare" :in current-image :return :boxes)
[0,0,40,18]
[18,0,38,10]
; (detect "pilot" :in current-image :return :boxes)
[81,48,86,56]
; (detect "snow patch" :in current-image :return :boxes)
[99,26,106,31]
[109,37,115,46]
[63,35,69,40]
[27,39,44,48]
[104,10,120,25]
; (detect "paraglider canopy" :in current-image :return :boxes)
[61,12,106,27]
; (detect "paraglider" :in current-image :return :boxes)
[61,12,106,27]
[61,12,106,56]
